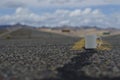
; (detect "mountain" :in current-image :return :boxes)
[0,25,12,29]
[0,23,34,29]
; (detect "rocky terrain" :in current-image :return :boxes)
[0,29,7,34]
[0,28,120,80]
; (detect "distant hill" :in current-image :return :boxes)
[38,26,120,37]
[0,23,119,30]
[0,23,33,29]
[0,25,12,29]
[41,25,115,31]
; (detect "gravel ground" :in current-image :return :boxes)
[0,28,120,80]
[81,35,120,78]
[0,29,7,34]
[0,28,79,80]
[51,35,120,80]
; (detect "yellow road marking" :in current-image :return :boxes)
[97,40,112,51]
[71,39,112,51]
[71,39,85,50]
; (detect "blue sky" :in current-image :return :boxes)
[0,5,120,15]
[0,0,120,28]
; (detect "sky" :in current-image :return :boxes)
[0,0,120,28]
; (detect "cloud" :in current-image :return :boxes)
[104,0,120,4]
[0,7,42,25]
[5,1,26,8]
[0,0,26,8]
[0,7,120,28]
[69,9,81,17]
[0,0,120,8]
[37,0,120,7]
[82,8,92,14]
[15,7,31,15]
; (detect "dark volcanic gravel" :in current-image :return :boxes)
[0,28,120,80]
[0,28,79,80]
[81,35,120,78]
[0,39,76,80]
[52,35,120,80]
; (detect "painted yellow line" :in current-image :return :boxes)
[97,40,112,51]
[71,39,85,50]
[71,39,112,51]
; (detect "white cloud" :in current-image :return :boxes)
[0,7,120,28]
[92,9,101,15]
[70,9,81,17]
[82,8,92,14]
[37,0,120,7]
[0,7,42,25]
[0,0,120,8]
[15,7,31,15]
[59,20,70,25]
